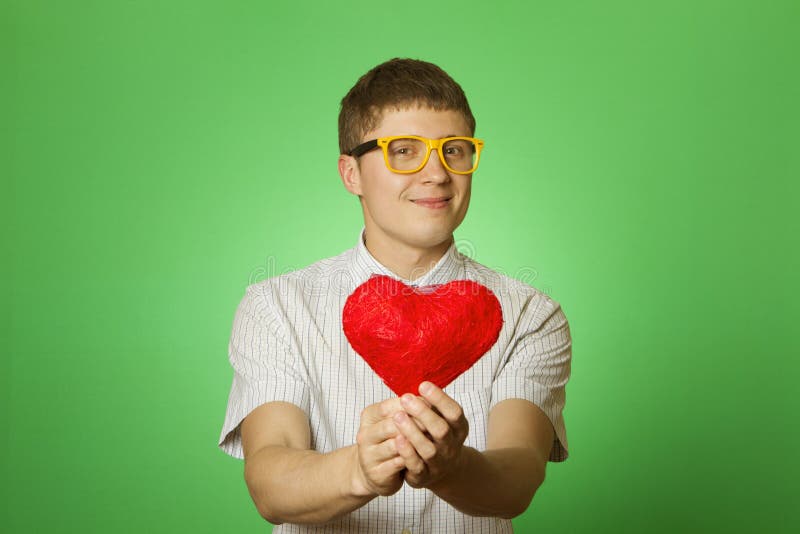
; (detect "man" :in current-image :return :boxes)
[219,58,571,533]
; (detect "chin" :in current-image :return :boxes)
[406,224,458,249]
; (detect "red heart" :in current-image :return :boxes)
[343,275,503,396]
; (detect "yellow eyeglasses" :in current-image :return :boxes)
[348,135,484,175]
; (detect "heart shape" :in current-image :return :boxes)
[343,274,503,396]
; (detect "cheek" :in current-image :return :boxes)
[362,173,413,202]
[457,180,472,204]
[364,185,403,207]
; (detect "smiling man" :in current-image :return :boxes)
[219,58,572,533]
[339,106,475,281]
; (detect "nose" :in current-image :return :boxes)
[418,147,450,183]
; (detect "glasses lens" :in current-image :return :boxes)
[386,138,428,172]
[442,138,478,173]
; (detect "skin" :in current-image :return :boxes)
[240,106,555,525]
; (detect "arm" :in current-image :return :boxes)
[222,286,419,525]
[241,399,408,525]
[430,398,553,518]
[393,384,553,519]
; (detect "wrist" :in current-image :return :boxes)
[346,445,376,498]
[429,445,472,493]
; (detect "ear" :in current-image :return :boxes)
[338,154,363,196]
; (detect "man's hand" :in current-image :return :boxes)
[392,381,469,489]
[350,398,408,497]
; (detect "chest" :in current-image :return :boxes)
[286,292,513,451]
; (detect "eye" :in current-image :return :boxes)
[390,142,420,158]
[444,140,471,158]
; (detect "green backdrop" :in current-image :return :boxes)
[4,0,798,532]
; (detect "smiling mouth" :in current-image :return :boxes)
[411,197,452,209]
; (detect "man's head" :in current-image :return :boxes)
[338,58,476,156]
[337,59,480,277]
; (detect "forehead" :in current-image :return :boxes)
[366,106,471,139]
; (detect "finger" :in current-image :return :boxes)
[393,411,437,461]
[379,455,407,476]
[395,433,426,475]
[360,402,384,425]
[357,418,397,450]
[400,393,452,442]
[366,454,406,485]
[410,416,428,432]
[380,397,429,432]
[379,397,405,418]
[418,382,465,426]
[361,397,407,425]
[371,436,401,462]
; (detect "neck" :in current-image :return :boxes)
[363,231,453,282]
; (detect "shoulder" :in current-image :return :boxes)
[243,246,355,305]
[461,255,565,327]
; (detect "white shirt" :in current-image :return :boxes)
[219,229,571,533]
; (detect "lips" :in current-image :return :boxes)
[411,197,451,209]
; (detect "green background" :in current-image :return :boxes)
[4,0,798,532]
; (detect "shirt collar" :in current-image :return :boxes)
[350,227,464,288]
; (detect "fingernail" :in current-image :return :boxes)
[402,394,414,404]
[394,412,405,423]
[420,382,433,395]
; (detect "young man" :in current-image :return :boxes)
[219,58,571,533]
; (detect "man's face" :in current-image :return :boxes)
[340,106,473,256]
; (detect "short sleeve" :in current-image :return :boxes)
[490,296,572,462]
[218,283,310,459]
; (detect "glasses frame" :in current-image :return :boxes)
[348,135,484,175]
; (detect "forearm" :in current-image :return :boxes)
[428,446,545,519]
[244,444,373,525]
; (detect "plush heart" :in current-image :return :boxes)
[343,274,503,396]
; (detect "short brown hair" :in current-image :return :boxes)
[338,58,476,154]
